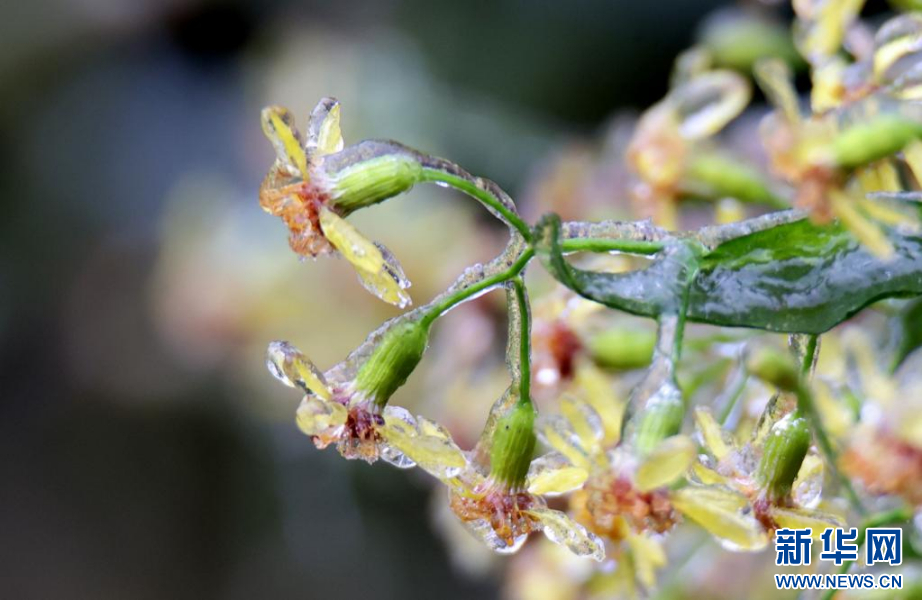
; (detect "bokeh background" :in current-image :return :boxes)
[0,0,811,597]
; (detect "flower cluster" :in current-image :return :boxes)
[254,2,922,596]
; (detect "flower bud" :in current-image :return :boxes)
[745,346,801,392]
[632,380,685,456]
[756,413,811,502]
[830,115,922,170]
[317,141,424,214]
[354,319,431,408]
[490,401,537,491]
[588,327,656,371]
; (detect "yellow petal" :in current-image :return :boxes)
[694,406,734,460]
[769,506,845,537]
[874,13,922,80]
[830,190,894,259]
[691,461,730,486]
[574,360,624,445]
[672,70,751,140]
[296,396,347,436]
[318,205,412,307]
[379,407,466,478]
[754,59,801,125]
[536,415,591,471]
[904,139,922,184]
[810,57,846,112]
[636,435,696,492]
[307,97,344,157]
[524,506,606,561]
[266,341,332,401]
[560,396,603,456]
[526,453,589,495]
[261,106,309,177]
[626,532,666,590]
[792,453,824,508]
[671,486,769,551]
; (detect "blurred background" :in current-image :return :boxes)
[0,0,801,597]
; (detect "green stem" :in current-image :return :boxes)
[819,507,913,600]
[420,168,532,241]
[555,237,664,255]
[421,248,535,327]
[719,372,748,425]
[795,334,868,516]
[511,277,532,406]
[419,236,662,328]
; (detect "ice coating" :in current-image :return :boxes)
[695,209,809,249]
[418,154,521,224]
[560,218,670,245]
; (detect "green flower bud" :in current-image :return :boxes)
[746,346,801,392]
[632,381,685,457]
[700,11,801,72]
[756,413,811,502]
[354,319,431,408]
[830,115,922,169]
[588,327,656,371]
[318,141,424,214]
[682,152,788,209]
[490,401,537,490]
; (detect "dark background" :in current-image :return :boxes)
[0,1,738,598]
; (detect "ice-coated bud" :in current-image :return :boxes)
[587,327,656,371]
[756,413,811,502]
[354,318,431,408]
[745,346,800,392]
[316,141,424,215]
[489,401,537,491]
[632,382,685,457]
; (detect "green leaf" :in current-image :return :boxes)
[535,214,922,334]
[892,297,922,371]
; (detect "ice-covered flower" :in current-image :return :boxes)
[392,394,605,560]
[266,316,437,464]
[685,406,844,549]
[259,98,419,307]
[537,389,692,589]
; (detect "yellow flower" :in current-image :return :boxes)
[537,388,695,590]
[685,406,844,548]
[259,98,412,307]
[267,339,448,466]
[387,390,605,560]
[831,328,922,506]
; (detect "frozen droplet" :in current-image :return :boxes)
[526,506,605,561]
[295,396,347,436]
[266,341,332,400]
[463,518,528,555]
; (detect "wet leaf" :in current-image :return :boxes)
[892,297,922,371]
[536,213,922,334]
